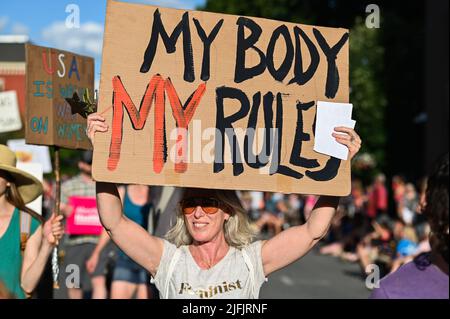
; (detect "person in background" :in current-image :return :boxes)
[247,191,265,222]
[60,151,109,299]
[112,185,152,298]
[85,228,116,297]
[398,183,419,225]
[370,154,449,299]
[351,180,367,218]
[255,193,285,236]
[392,175,406,219]
[356,220,396,277]
[413,177,428,226]
[397,226,418,255]
[0,145,63,299]
[282,194,302,228]
[87,184,152,299]
[389,224,430,274]
[368,174,388,223]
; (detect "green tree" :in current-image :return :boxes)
[349,17,386,180]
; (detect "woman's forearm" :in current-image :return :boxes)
[96,182,124,232]
[21,242,53,295]
[306,196,340,240]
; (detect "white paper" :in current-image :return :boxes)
[7,139,53,173]
[0,91,22,133]
[16,162,43,215]
[314,101,356,160]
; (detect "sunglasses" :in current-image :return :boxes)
[180,197,229,215]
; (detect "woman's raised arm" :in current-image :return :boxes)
[96,182,163,276]
[261,126,361,276]
[87,113,164,276]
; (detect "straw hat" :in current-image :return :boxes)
[0,145,43,204]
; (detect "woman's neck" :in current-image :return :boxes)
[190,234,229,268]
[0,194,14,216]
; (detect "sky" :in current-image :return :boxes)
[0,0,206,88]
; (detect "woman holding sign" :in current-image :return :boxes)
[87,113,361,299]
[0,145,64,299]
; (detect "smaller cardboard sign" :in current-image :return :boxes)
[25,44,94,150]
[0,91,22,133]
[66,196,102,235]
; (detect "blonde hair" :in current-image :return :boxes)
[165,189,256,249]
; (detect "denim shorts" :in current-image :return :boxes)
[112,254,149,285]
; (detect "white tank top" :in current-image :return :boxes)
[152,240,267,299]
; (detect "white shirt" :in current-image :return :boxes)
[153,240,266,299]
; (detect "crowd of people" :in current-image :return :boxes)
[40,166,439,298]
[317,174,432,277]
[1,133,448,299]
[236,171,433,280]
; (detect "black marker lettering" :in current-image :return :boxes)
[140,9,195,82]
[193,18,224,81]
[290,101,320,168]
[235,17,266,83]
[289,27,320,85]
[313,28,349,98]
[214,87,250,176]
[266,25,294,82]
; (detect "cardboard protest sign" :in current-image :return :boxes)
[25,44,94,150]
[93,0,350,195]
[0,91,22,133]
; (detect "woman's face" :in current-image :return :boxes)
[184,205,230,244]
[0,171,10,197]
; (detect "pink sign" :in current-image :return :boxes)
[66,196,102,235]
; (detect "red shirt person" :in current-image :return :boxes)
[367,174,388,220]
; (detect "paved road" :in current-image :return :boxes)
[49,245,371,299]
[259,248,371,299]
